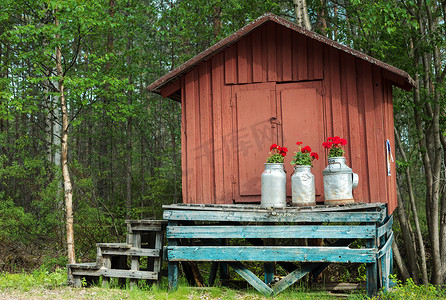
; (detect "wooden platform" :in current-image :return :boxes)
[163,202,393,297]
[67,219,166,287]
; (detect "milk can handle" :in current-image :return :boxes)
[352,173,359,188]
[328,162,341,172]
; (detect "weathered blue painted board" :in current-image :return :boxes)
[377,215,393,238]
[168,261,179,290]
[167,246,376,263]
[167,225,376,239]
[229,262,273,296]
[271,265,313,295]
[264,263,274,284]
[163,209,384,223]
[378,231,393,259]
[366,239,377,297]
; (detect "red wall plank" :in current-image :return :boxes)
[384,79,397,213]
[282,28,292,81]
[297,34,308,80]
[261,25,268,82]
[372,66,387,204]
[362,61,380,203]
[313,40,323,79]
[322,46,333,142]
[221,83,234,203]
[267,22,277,81]
[212,53,225,203]
[276,24,283,82]
[339,53,351,166]
[355,59,371,203]
[225,44,237,84]
[307,39,315,79]
[184,70,197,203]
[291,32,299,81]
[329,48,344,137]
[252,29,263,83]
[246,33,253,83]
[237,38,248,84]
[180,77,187,204]
[199,61,215,204]
[344,54,364,202]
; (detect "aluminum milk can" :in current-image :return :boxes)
[261,163,287,208]
[291,165,316,207]
[323,156,359,205]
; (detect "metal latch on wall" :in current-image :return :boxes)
[270,116,281,128]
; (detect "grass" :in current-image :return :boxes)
[0,268,445,299]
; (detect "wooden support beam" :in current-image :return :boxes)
[208,262,219,286]
[366,238,378,297]
[377,215,393,238]
[264,263,275,284]
[228,262,273,296]
[168,221,179,290]
[271,266,313,295]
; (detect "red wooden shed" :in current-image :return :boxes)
[148,13,415,213]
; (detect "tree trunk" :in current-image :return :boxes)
[293,0,312,30]
[392,241,410,282]
[55,13,75,265]
[125,32,133,220]
[395,185,419,283]
[395,126,428,284]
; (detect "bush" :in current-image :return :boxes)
[376,277,446,299]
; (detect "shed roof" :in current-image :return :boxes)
[148,13,416,95]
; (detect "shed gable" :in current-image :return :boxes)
[224,22,323,85]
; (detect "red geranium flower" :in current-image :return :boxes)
[301,145,311,153]
[296,141,303,145]
[322,141,332,148]
[323,136,347,157]
[310,152,319,160]
[266,144,287,163]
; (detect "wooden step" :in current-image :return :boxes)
[97,243,160,257]
[96,243,132,249]
[70,268,158,280]
[125,219,167,232]
[67,262,101,270]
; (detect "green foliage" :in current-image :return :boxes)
[266,153,285,164]
[0,195,36,244]
[0,268,66,291]
[375,277,446,299]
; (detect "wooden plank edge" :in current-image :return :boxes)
[377,231,393,259]
[167,246,376,263]
[228,262,273,296]
[70,268,159,280]
[377,215,394,238]
[166,225,376,239]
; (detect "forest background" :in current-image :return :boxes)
[0,0,445,286]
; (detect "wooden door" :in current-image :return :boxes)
[277,82,324,200]
[232,82,323,203]
[233,83,276,201]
